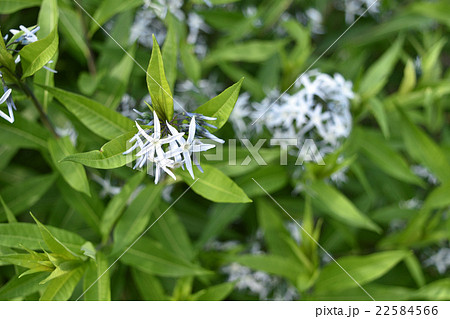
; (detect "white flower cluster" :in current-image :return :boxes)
[129,8,166,47]
[0,74,16,124]
[124,111,222,184]
[221,262,298,300]
[338,0,380,24]
[424,248,450,275]
[130,2,210,58]
[412,165,438,185]
[231,70,354,157]
[1,25,56,124]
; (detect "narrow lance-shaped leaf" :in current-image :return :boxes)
[83,252,111,301]
[0,223,85,252]
[0,174,56,221]
[63,131,136,169]
[147,35,174,121]
[400,110,450,184]
[315,250,411,293]
[121,238,211,277]
[20,27,59,79]
[356,128,424,186]
[162,12,178,92]
[40,264,86,301]
[30,213,80,260]
[113,184,162,253]
[0,195,17,223]
[308,180,381,233]
[48,136,90,196]
[100,172,146,241]
[195,78,243,132]
[178,164,252,203]
[39,85,134,139]
[358,36,403,100]
[34,0,59,110]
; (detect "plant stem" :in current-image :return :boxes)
[20,81,59,138]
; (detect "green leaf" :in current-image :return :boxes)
[100,172,145,240]
[0,114,50,149]
[149,204,194,261]
[48,137,90,196]
[0,0,41,14]
[180,42,201,83]
[0,30,16,73]
[20,27,58,79]
[63,131,136,169]
[97,46,136,110]
[195,203,247,249]
[0,174,56,221]
[37,0,58,37]
[368,97,390,138]
[400,110,450,183]
[404,253,426,288]
[0,195,17,223]
[147,35,174,121]
[358,37,403,100]
[206,40,285,64]
[308,180,381,233]
[255,198,298,259]
[421,38,446,83]
[192,282,235,301]
[121,237,211,277]
[39,85,134,140]
[40,264,85,301]
[229,254,303,283]
[414,279,450,301]
[89,0,143,36]
[399,58,416,94]
[357,128,424,186]
[131,268,167,300]
[236,165,288,197]
[30,213,79,260]
[59,5,89,63]
[315,250,410,293]
[178,164,252,203]
[162,13,178,91]
[34,0,59,112]
[410,2,450,30]
[113,184,161,253]
[0,273,47,300]
[81,242,96,260]
[423,183,450,210]
[195,78,243,131]
[83,252,110,301]
[0,223,84,254]
[57,179,102,234]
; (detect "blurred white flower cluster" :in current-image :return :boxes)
[129,7,166,47]
[124,110,222,184]
[424,248,450,275]
[222,262,298,300]
[130,1,210,58]
[214,223,302,300]
[231,70,354,158]
[338,0,380,24]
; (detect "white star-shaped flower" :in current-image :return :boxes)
[167,116,215,179]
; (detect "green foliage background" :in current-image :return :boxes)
[0,0,449,301]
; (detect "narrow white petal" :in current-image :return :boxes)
[183,150,194,179]
[0,89,12,104]
[153,111,161,139]
[187,116,196,144]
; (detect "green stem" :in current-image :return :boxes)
[20,81,58,138]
